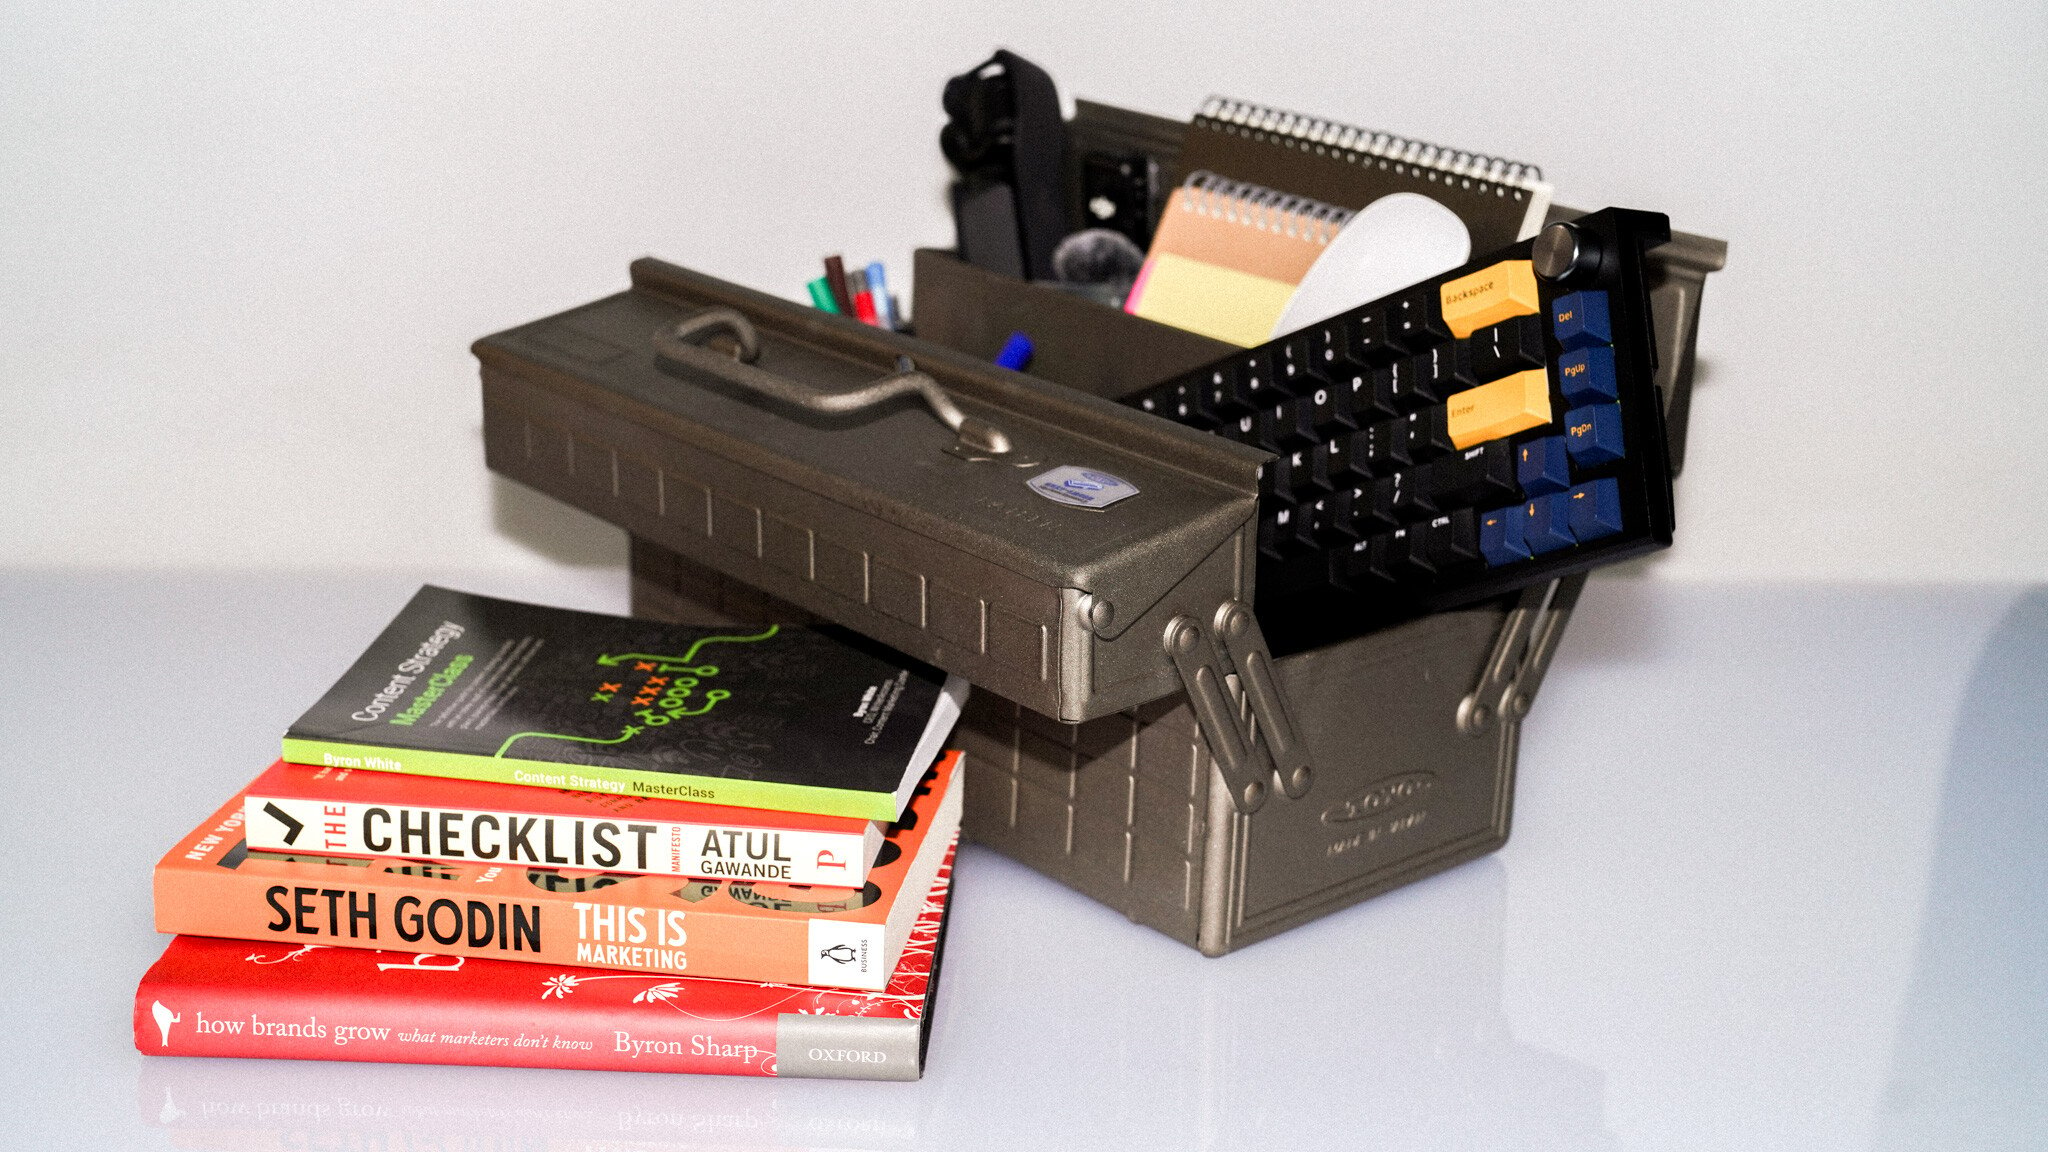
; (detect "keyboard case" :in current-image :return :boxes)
[477,102,1725,955]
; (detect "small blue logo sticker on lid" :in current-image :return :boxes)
[1027,466,1139,510]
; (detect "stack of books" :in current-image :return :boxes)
[134,586,968,1081]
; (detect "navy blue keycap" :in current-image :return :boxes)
[1521,494,1576,555]
[1552,290,1612,351]
[1564,402,1626,467]
[1516,435,1572,496]
[1566,477,1625,542]
[1557,345,1619,407]
[1479,504,1531,566]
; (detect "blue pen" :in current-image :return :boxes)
[865,262,897,330]
[995,331,1034,371]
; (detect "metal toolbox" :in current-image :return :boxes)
[477,101,1726,954]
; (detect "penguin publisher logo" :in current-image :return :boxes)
[818,943,858,965]
[151,1001,180,1047]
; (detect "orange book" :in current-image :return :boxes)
[153,753,960,991]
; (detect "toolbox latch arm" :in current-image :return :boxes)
[1165,601,1314,815]
[1458,573,1586,736]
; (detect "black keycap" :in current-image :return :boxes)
[1402,407,1456,464]
[1306,492,1342,544]
[1470,314,1548,383]
[1324,433,1372,483]
[1130,379,1181,420]
[1268,397,1318,450]
[1276,334,1331,395]
[1309,318,1361,377]
[1205,364,1258,418]
[1369,471,1433,526]
[1257,503,1314,560]
[1389,287,1453,352]
[1345,308,1402,368]
[1305,382,1356,439]
[1386,525,1434,581]
[1413,340,1479,397]
[1372,360,1430,416]
[1241,349,1277,402]
[1257,457,1291,503]
[1337,363,1385,421]
[1420,440,1518,508]
[1237,410,1279,451]
[1264,550,1338,598]
[1363,418,1412,475]
[1337,536,1394,590]
[1152,378,1214,428]
[1265,446,1328,501]
[1423,509,1482,573]
[1353,479,1400,535]
[1316,485,1369,544]
[1405,345,1480,408]
[1389,468,1435,522]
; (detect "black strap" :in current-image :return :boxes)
[940,50,1067,280]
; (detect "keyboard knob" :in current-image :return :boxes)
[1532,221,1601,285]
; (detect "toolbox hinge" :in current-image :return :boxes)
[1165,601,1313,815]
[1458,573,1587,737]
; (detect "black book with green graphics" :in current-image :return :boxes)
[283,586,966,821]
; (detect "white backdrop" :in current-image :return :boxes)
[4,1,2043,580]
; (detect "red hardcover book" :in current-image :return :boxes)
[245,759,884,885]
[134,842,953,1080]
[155,753,959,990]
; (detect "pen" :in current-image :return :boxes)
[822,255,855,314]
[806,276,842,314]
[866,262,897,330]
[849,269,881,327]
[995,331,1034,371]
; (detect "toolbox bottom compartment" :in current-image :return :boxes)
[631,536,1532,956]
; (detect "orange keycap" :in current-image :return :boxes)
[1439,260,1541,339]
[1445,369,1551,449]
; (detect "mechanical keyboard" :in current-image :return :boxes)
[1124,207,1677,655]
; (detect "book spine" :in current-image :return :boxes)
[151,861,858,987]
[243,795,877,886]
[133,970,804,1076]
[279,737,896,822]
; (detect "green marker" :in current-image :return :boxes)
[806,276,842,314]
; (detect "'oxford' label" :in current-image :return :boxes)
[1026,467,1139,510]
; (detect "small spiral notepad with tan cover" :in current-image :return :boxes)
[1123,172,1353,347]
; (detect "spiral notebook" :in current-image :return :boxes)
[1123,172,1354,347]
[1169,96,1553,255]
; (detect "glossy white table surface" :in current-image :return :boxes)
[3,571,2041,1150]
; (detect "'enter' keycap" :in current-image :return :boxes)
[1445,369,1551,449]
[1439,259,1541,339]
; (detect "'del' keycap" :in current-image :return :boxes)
[1551,290,1613,351]
[1566,477,1625,542]
[1564,402,1626,467]
[1557,345,1618,407]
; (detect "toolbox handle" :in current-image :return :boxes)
[654,308,1017,457]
